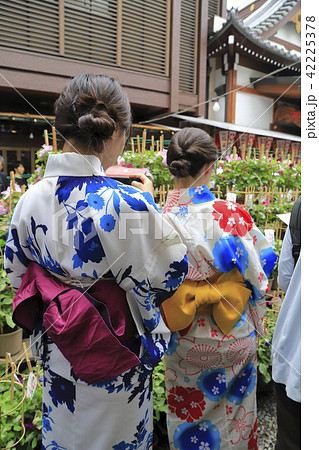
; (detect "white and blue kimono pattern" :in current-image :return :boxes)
[4,152,188,450]
[162,186,276,450]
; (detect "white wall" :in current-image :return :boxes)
[235,91,274,129]
[275,22,301,48]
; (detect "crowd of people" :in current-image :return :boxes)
[4,74,300,450]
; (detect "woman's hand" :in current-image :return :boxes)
[131,174,154,198]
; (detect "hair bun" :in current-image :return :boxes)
[169,159,191,177]
[77,112,115,140]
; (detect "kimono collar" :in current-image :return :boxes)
[44,152,106,178]
[166,185,216,207]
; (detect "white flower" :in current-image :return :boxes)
[226,201,237,211]
[191,436,199,443]
[211,386,219,395]
[194,186,204,194]
[239,385,247,394]
[175,395,184,402]
[190,401,197,408]
[199,442,210,450]
[227,217,236,226]
[239,216,245,225]
[216,373,226,384]
[199,422,208,431]
[181,407,188,415]
[235,246,244,258]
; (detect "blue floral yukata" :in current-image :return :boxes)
[4,153,188,450]
[162,186,276,450]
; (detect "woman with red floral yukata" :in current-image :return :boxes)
[160,128,277,450]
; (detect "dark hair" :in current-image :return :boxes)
[12,161,23,171]
[54,74,132,153]
[167,127,217,178]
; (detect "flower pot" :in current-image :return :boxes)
[0,327,23,357]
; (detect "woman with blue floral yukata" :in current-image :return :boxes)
[4,74,188,450]
[160,128,277,450]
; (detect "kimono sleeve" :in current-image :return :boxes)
[94,188,188,333]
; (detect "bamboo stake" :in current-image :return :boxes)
[275,148,278,160]
[10,171,16,192]
[44,129,49,146]
[241,144,246,160]
[136,135,141,153]
[130,138,135,153]
[232,146,236,159]
[291,149,295,164]
[265,148,269,159]
[52,126,58,152]
[10,371,14,403]
[23,342,33,373]
[142,129,146,154]
[160,132,164,149]
[151,135,155,152]
[260,144,264,159]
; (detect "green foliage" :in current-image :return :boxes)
[211,158,301,193]
[122,150,173,189]
[0,363,42,449]
[152,358,167,421]
[257,305,279,384]
[0,267,15,333]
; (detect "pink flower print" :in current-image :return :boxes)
[228,405,254,445]
[197,318,206,327]
[176,337,222,375]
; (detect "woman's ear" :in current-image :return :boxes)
[204,162,213,175]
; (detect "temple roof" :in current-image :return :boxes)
[208,6,300,72]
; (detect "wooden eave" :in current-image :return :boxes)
[207,12,300,73]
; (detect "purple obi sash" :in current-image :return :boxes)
[12,262,141,383]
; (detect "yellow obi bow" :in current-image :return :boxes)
[161,268,252,335]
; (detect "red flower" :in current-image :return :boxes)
[167,386,206,423]
[252,235,257,245]
[258,272,263,283]
[197,318,205,327]
[212,200,253,237]
[248,418,258,449]
[211,328,218,337]
[226,405,233,415]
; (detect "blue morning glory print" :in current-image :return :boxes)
[212,235,249,275]
[47,370,75,413]
[189,186,215,204]
[173,420,221,450]
[197,369,227,401]
[260,247,277,277]
[226,363,257,405]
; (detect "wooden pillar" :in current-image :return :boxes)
[196,0,208,117]
[226,69,237,124]
[169,0,181,112]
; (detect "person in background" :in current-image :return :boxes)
[0,155,9,192]
[11,160,28,188]
[4,73,188,450]
[271,197,301,450]
[160,127,276,449]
